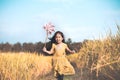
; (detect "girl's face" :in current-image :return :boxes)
[55,33,63,44]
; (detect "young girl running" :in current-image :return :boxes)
[43,31,75,80]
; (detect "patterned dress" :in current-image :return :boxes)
[51,43,75,77]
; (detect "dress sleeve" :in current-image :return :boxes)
[64,43,68,49]
[52,43,55,49]
[50,43,55,54]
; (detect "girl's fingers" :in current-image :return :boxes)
[72,50,75,53]
[43,47,46,52]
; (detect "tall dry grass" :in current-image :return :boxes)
[74,25,120,80]
[0,52,52,80]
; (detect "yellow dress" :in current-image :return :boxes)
[51,43,75,77]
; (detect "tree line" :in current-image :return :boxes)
[0,38,83,55]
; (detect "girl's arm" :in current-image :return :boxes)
[66,46,75,54]
[43,47,54,54]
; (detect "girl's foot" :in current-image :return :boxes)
[57,74,64,80]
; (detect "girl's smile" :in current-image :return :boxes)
[55,33,63,44]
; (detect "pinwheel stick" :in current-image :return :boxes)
[44,31,48,47]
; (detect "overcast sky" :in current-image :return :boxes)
[0,0,120,44]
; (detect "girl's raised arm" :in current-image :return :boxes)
[43,44,55,54]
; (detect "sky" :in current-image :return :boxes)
[0,0,120,44]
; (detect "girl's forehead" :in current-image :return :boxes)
[56,33,62,36]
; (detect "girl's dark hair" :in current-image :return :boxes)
[50,31,65,43]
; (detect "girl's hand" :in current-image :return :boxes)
[43,47,47,52]
[71,50,75,54]
[42,46,53,54]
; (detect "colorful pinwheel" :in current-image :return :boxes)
[43,22,55,47]
[43,22,55,34]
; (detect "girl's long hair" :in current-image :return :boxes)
[50,31,65,44]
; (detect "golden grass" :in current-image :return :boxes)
[0,52,52,80]
[76,27,120,80]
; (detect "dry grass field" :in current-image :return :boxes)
[0,26,120,80]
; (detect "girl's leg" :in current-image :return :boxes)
[60,74,64,80]
[57,74,64,80]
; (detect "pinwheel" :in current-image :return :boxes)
[43,22,55,47]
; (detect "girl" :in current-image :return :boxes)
[43,31,75,80]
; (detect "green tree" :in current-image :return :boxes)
[66,38,72,44]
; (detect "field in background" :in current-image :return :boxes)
[0,26,120,80]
